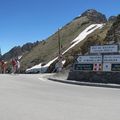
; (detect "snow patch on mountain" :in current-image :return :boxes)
[26,24,104,73]
[63,24,103,54]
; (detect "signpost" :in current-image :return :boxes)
[111,64,120,71]
[103,55,120,63]
[75,44,120,72]
[90,45,118,53]
[93,63,102,71]
[77,55,102,63]
[74,64,93,71]
[103,63,111,71]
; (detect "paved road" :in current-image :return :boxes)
[0,74,120,120]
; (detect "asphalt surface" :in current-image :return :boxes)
[0,74,120,120]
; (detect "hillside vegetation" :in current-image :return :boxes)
[2,9,119,73]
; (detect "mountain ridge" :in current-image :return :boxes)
[1,41,39,61]
[1,9,119,73]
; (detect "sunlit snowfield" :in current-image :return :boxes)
[0,74,120,120]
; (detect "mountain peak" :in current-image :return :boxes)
[81,9,107,23]
[83,9,97,14]
[108,16,117,22]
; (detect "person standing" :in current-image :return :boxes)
[16,59,20,73]
[11,58,17,73]
[1,60,7,74]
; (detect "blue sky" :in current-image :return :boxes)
[0,0,120,54]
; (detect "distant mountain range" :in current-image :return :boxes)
[1,9,119,73]
[1,41,39,60]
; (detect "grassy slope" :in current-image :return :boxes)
[20,17,112,72]
[20,16,90,71]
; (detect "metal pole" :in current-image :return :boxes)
[57,28,62,72]
[58,28,61,56]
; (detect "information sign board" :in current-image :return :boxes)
[111,64,120,71]
[103,55,120,63]
[93,63,102,71]
[74,64,93,71]
[90,45,118,53]
[77,55,102,63]
[103,63,111,71]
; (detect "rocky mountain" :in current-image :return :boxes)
[81,9,107,23]
[108,16,117,22]
[20,9,110,72]
[2,9,120,73]
[1,41,39,60]
[105,15,120,43]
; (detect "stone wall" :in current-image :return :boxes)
[67,71,120,84]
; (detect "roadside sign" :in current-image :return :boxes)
[103,63,111,71]
[90,45,118,53]
[93,63,102,71]
[74,44,120,72]
[77,55,102,63]
[111,64,120,71]
[103,55,120,63]
[74,64,93,71]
